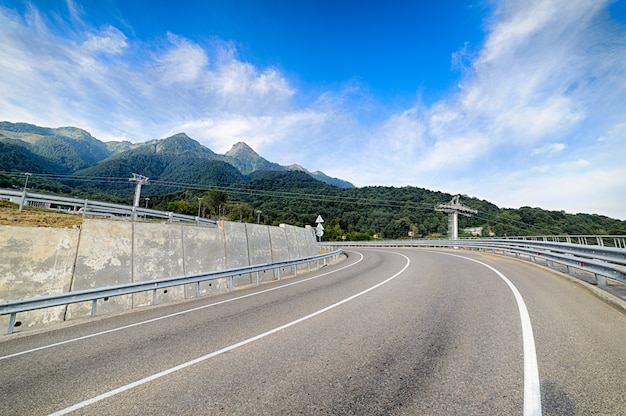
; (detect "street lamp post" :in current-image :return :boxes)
[197,198,202,218]
[257,210,262,224]
[144,197,150,208]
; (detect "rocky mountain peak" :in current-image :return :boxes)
[225,142,258,159]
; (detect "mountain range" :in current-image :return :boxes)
[0,121,354,188]
[1,121,624,239]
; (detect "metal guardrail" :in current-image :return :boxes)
[0,188,217,226]
[327,239,626,286]
[0,250,343,335]
[462,235,626,249]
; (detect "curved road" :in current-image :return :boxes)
[1,248,624,415]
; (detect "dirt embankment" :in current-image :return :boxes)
[0,201,83,228]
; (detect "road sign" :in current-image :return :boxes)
[408,231,414,237]
[316,229,324,237]
[315,215,324,224]
[316,223,324,231]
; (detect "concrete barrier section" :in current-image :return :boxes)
[302,226,318,256]
[282,224,316,271]
[0,226,79,330]
[133,222,185,307]
[66,220,133,319]
[182,226,228,298]
[282,224,303,259]
[246,223,274,283]
[222,221,253,288]
[271,225,293,278]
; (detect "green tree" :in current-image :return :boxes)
[203,190,228,218]
[228,202,252,222]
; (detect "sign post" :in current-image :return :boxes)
[315,215,324,243]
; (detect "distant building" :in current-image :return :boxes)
[463,226,495,237]
[463,227,483,236]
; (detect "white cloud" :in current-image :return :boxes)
[531,142,565,156]
[155,34,208,85]
[83,26,127,54]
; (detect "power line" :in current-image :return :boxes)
[0,170,563,233]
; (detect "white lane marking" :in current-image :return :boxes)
[1,253,364,361]
[48,252,410,416]
[434,251,542,416]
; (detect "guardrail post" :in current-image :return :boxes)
[278,267,282,280]
[229,276,234,292]
[595,273,607,286]
[152,289,157,305]
[256,271,260,286]
[196,282,201,298]
[7,313,17,335]
[91,299,97,317]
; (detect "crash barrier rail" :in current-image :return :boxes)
[326,238,626,286]
[477,235,626,249]
[0,188,217,226]
[0,249,343,335]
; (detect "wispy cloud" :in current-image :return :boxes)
[83,26,127,54]
[0,0,624,218]
[346,0,626,217]
[531,143,565,156]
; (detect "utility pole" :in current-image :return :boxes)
[129,173,149,220]
[18,172,32,212]
[435,195,477,240]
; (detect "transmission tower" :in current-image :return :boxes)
[434,195,478,240]
[129,173,149,220]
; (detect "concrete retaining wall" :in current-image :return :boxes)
[66,220,133,320]
[0,226,80,331]
[182,225,228,299]
[0,218,318,332]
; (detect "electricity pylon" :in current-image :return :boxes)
[129,173,149,220]
[435,195,478,240]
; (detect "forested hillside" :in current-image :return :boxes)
[2,167,624,239]
[139,171,626,240]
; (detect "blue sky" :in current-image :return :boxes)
[1,0,625,219]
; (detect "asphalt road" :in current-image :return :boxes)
[1,248,624,415]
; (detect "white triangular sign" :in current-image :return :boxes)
[315,215,324,224]
[316,223,324,231]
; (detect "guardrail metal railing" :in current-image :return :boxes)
[461,235,626,249]
[327,239,626,287]
[0,188,217,226]
[0,250,343,335]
